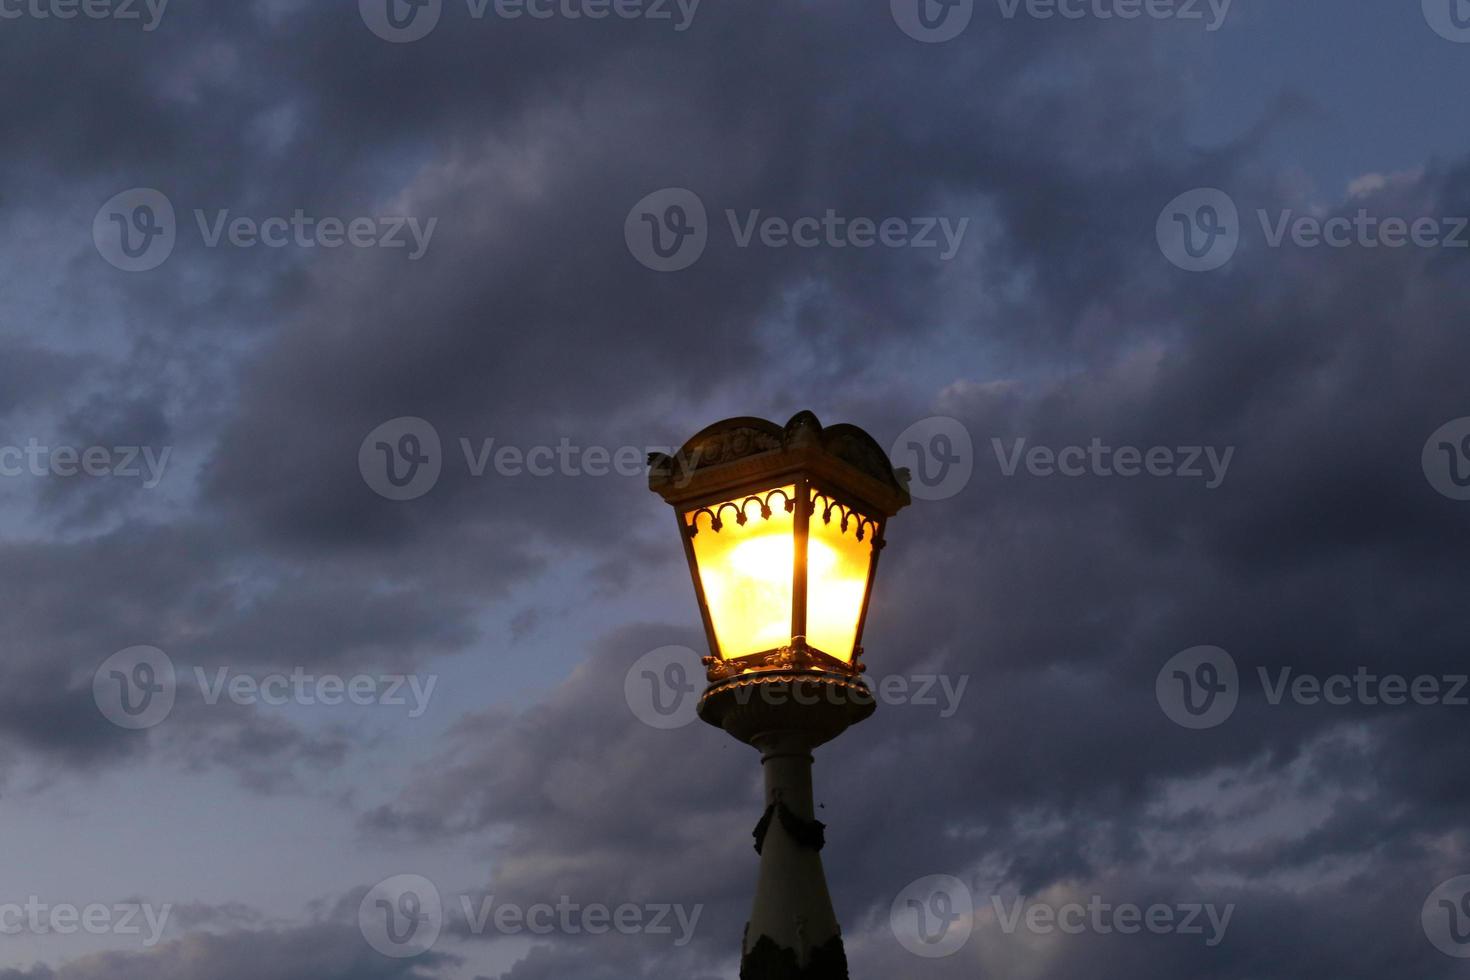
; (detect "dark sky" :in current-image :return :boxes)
[2,0,1470,977]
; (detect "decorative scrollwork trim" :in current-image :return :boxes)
[687,487,796,537]
[808,490,881,544]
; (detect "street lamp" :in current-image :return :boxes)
[649,410,910,979]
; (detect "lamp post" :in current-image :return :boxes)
[649,411,910,980]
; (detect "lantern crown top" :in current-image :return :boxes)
[648,411,910,515]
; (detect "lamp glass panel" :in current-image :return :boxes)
[686,486,797,660]
[803,493,876,662]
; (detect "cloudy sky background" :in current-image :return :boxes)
[1,0,1469,976]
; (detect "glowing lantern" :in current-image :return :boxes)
[650,411,909,691]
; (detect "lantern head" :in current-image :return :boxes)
[649,411,910,743]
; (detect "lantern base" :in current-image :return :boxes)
[697,671,876,748]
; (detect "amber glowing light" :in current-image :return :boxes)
[685,486,876,667]
[649,411,910,685]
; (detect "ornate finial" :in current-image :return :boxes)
[784,411,822,448]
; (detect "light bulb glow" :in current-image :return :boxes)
[687,486,876,664]
[700,529,794,657]
[804,511,872,661]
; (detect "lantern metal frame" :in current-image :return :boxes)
[649,411,910,744]
[649,410,910,681]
